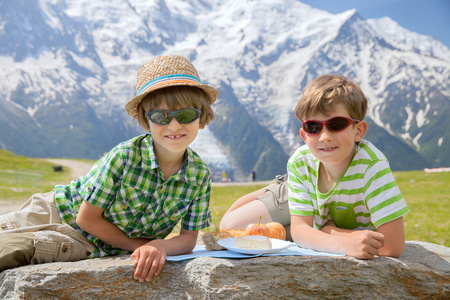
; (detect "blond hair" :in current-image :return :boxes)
[136,86,215,131]
[295,75,367,122]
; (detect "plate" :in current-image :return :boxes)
[217,237,294,255]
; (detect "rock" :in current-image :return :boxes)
[1,241,449,299]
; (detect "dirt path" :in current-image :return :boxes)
[45,159,94,181]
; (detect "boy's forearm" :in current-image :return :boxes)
[292,223,344,254]
[80,216,198,254]
[291,216,346,254]
[80,216,148,251]
[321,222,354,236]
[291,215,385,259]
[145,229,198,256]
[77,200,149,252]
[322,218,406,258]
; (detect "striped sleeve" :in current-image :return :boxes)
[363,159,409,227]
[287,147,317,217]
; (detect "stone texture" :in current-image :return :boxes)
[1,241,449,299]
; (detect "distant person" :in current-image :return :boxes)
[0,55,218,281]
[221,170,228,182]
[220,74,409,259]
[251,170,256,182]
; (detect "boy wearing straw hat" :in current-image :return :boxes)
[0,55,218,282]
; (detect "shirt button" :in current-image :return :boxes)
[61,246,68,253]
[0,224,6,229]
[174,209,179,214]
[87,186,93,192]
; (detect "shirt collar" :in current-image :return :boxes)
[142,134,159,170]
[179,147,198,185]
[142,134,198,186]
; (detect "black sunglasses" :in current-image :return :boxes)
[302,116,360,134]
[146,108,202,125]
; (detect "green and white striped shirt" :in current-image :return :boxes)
[55,134,212,257]
[287,139,409,230]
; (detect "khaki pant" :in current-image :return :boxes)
[257,181,292,241]
[0,191,95,271]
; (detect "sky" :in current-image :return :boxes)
[300,0,450,48]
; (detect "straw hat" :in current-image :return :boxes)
[125,55,219,116]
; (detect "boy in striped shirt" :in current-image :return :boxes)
[288,74,409,259]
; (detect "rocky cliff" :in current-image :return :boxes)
[1,241,449,299]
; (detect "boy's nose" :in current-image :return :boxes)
[167,117,182,130]
[318,128,333,142]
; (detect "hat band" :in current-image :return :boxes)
[137,74,202,96]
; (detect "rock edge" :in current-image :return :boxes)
[1,241,449,299]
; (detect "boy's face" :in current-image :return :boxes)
[149,101,204,159]
[300,104,367,173]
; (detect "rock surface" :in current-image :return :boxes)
[1,241,449,299]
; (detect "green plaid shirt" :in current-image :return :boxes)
[54,134,212,257]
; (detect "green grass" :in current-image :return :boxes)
[0,149,448,247]
[393,170,449,247]
[0,149,75,201]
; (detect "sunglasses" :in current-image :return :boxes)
[146,108,202,125]
[302,116,360,134]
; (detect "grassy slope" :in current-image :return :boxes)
[393,170,449,246]
[0,149,75,200]
[0,150,448,246]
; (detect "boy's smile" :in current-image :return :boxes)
[166,134,185,140]
[319,146,339,152]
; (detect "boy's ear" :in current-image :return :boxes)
[300,128,307,143]
[355,121,368,142]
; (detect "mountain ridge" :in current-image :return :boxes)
[0,0,448,180]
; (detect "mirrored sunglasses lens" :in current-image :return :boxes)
[328,117,350,131]
[177,109,198,124]
[303,121,322,134]
[150,111,171,124]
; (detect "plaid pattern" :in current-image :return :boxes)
[54,134,212,257]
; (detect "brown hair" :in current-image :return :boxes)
[136,86,215,131]
[295,75,367,122]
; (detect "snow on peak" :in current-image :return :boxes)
[367,17,450,60]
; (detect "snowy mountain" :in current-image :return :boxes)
[0,0,449,180]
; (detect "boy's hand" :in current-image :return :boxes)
[130,229,198,282]
[341,230,385,259]
[131,242,166,282]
